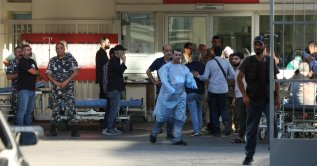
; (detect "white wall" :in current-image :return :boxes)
[32,0,115,19]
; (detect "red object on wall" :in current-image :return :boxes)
[21,34,118,81]
[164,0,259,3]
[20,34,118,44]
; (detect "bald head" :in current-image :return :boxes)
[298,62,310,76]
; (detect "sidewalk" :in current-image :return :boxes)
[21,120,270,166]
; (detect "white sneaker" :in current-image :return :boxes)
[191,132,200,136]
[114,128,122,134]
[104,130,121,136]
[102,129,109,135]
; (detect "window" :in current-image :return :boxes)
[168,16,206,50]
[121,13,155,55]
[260,15,317,68]
[213,16,252,53]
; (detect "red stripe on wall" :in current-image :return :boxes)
[20,34,118,44]
[164,0,259,4]
[39,68,96,81]
[21,34,118,81]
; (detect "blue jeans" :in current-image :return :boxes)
[107,90,121,131]
[208,92,229,133]
[245,98,277,157]
[151,119,184,143]
[187,93,203,133]
[16,90,35,125]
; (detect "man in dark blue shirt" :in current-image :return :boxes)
[185,50,205,136]
[146,44,174,139]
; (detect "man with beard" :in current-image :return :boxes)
[229,52,247,143]
[16,44,39,125]
[150,49,197,145]
[95,37,111,111]
[237,36,280,165]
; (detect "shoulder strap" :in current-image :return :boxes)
[214,58,227,79]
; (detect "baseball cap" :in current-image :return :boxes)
[114,44,127,51]
[253,35,265,45]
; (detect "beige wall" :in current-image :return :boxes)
[117,0,162,4]
[32,0,115,19]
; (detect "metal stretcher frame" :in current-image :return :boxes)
[283,104,317,138]
[0,87,45,118]
[70,98,144,131]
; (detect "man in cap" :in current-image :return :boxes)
[237,35,280,165]
[102,44,127,135]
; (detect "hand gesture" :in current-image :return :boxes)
[243,95,250,107]
[192,71,199,77]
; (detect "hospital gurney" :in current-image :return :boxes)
[0,87,12,116]
[258,111,286,140]
[68,98,144,131]
[283,104,317,138]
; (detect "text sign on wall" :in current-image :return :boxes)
[21,34,118,81]
[163,0,259,4]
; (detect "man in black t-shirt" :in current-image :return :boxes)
[237,36,280,165]
[16,44,39,126]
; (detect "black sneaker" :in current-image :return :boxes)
[166,135,174,139]
[173,140,187,146]
[150,134,156,143]
[242,156,254,165]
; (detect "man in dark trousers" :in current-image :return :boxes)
[95,37,111,111]
[237,36,280,165]
[146,44,174,139]
[102,45,127,136]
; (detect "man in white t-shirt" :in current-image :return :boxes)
[229,52,247,143]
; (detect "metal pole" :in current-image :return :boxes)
[269,0,275,164]
[43,36,52,60]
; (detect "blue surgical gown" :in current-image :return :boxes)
[153,62,197,123]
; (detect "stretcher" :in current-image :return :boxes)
[0,87,11,116]
[258,111,285,140]
[283,103,317,138]
[68,98,144,131]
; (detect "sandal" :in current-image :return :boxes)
[231,137,245,143]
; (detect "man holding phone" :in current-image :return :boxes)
[103,44,127,135]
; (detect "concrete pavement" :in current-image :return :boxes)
[20,122,270,166]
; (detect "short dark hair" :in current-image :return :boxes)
[21,44,31,50]
[14,46,21,51]
[100,37,108,44]
[184,42,193,49]
[231,52,244,60]
[214,47,222,56]
[212,35,221,40]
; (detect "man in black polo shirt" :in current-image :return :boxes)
[16,44,39,126]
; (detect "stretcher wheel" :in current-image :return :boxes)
[122,120,133,132]
[258,128,266,140]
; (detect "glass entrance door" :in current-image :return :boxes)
[166,14,252,53]
[213,16,252,53]
[167,15,207,50]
